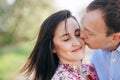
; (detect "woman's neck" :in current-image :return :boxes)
[59,59,83,67]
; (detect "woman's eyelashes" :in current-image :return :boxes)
[61,35,69,41]
[75,29,80,37]
[75,32,80,37]
[61,30,80,42]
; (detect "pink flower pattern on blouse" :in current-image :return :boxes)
[51,64,98,80]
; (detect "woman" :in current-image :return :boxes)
[19,10,98,80]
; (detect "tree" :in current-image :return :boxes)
[0,0,56,46]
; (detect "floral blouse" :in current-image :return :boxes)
[51,64,98,80]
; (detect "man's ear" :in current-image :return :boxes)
[112,32,120,43]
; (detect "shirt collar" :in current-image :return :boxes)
[116,45,120,52]
[102,45,120,53]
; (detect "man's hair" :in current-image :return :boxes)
[87,0,120,36]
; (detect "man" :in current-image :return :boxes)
[80,0,120,80]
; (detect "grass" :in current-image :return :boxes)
[0,42,34,80]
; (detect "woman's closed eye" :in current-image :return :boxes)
[75,29,80,37]
[61,35,70,41]
[76,33,80,37]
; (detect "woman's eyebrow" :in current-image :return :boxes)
[75,29,80,32]
[60,33,69,38]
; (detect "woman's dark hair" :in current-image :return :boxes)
[87,0,120,36]
[20,10,78,80]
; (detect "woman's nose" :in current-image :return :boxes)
[72,38,80,46]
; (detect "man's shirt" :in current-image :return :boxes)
[91,45,120,80]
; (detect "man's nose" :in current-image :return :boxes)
[80,30,87,39]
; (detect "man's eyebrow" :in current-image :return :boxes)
[81,19,94,33]
[84,26,94,33]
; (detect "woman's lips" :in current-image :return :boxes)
[72,47,82,52]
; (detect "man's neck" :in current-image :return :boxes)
[107,43,120,51]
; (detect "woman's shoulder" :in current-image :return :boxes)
[82,64,99,80]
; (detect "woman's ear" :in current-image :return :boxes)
[52,48,56,53]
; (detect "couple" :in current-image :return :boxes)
[19,0,120,80]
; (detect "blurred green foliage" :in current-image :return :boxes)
[0,0,85,79]
[0,42,33,80]
[0,0,56,46]
[0,0,56,80]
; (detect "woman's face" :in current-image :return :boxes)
[53,17,85,65]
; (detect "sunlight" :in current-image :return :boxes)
[55,0,93,18]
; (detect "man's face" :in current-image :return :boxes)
[80,10,113,49]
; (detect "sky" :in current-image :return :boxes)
[55,0,93,19]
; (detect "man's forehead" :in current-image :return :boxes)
[85,9,104,20]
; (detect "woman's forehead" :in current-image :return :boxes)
[54,18,79,35]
